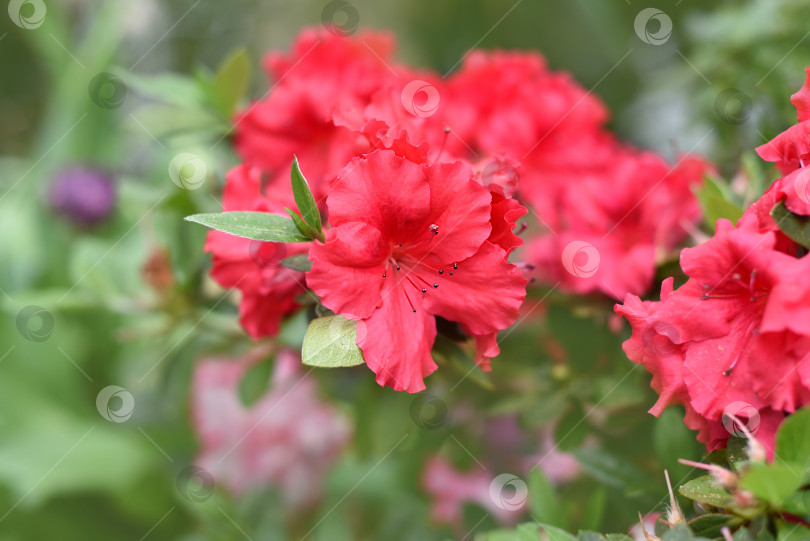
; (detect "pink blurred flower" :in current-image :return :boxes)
[191,348,351,507]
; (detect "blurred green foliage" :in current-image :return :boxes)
[1,0,808,539]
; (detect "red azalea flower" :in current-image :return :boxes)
[616,217,810,455]
[443,50,608,160]
[205,164,309,339]
[529,150,710,299]
[234,28,404,204]
[305,150,527,392]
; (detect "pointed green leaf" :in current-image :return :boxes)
[285,207,319,239]
[781,490,810,515]
[528,469,565,530]
[291,157,323,237]
[775,406,810,467]
[302,315,365,368]
[695,176,743,231]
[739,462,802,506]
[776,520,810,541]
[280,254,313,272]
[771,201,810,250]
[688,514,740,538]
[727,436,749,472]
[538,524,576,541]
[213,48,251,115]
[678,475,735,508]
[185,212,309,242]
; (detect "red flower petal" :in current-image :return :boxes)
[306,222,388,319]
[791,66,810,123]
[327,151,431,239]
[422,242,526,336]
[357,278,438,393]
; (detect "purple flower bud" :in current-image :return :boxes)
[49,167,116,226]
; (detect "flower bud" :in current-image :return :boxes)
[49,167,116,226]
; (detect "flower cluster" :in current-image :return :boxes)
[205,28,710,392]
[616,68,810,455]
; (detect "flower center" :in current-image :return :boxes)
[699,269,769,376]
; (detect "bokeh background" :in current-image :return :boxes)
[0,1,806,539]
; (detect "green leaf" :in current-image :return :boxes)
[781,490,810,515]
[432,335,493,390]
[238,356,273,407]
[739,462,802,506]
[775,406,810,467]
[688,514,740,538]
[727,436,749,472]
[771,201,810,250]
[678,475,735,508]
[662,524,699,541]
[776,520,810,541]
[291,157,323,238]
[280,254,313,272]
[579,487,607,532]
[302,315,366,368]
[538,524,576,541]
[571,448,650,492]
[185,212,310,242]
[695,176,744,231]
[528,469,565,530]
[285,207,319,240]
[655,407,700,476]
[213,48,251,115]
